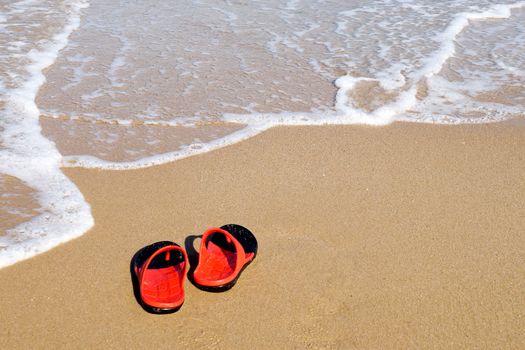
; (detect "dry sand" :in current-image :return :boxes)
[1,123,524,349]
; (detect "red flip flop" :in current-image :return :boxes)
[193,224,258,292]
[131,241,188,313]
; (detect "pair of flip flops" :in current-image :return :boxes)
[131,224,257,314]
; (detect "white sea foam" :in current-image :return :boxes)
[60,0,525,170]
[328,1,525,126]
[108,34,131,88]
[0,0,93,268]
[60,124,268,170]
[415,2,525,81]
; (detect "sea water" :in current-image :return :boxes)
[1,0,524,267]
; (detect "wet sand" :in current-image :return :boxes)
[1,123,524,349]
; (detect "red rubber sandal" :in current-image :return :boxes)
[131,241,188,313]
[193,224,258,292]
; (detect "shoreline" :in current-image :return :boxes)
[1,123,524,348]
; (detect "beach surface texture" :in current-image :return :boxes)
[1,124,525,348]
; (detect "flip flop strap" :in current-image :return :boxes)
[140,245,187,285]
[201,227,245,276]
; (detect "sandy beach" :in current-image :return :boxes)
[0,123,524,349]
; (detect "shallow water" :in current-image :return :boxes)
[1,0,524,267]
